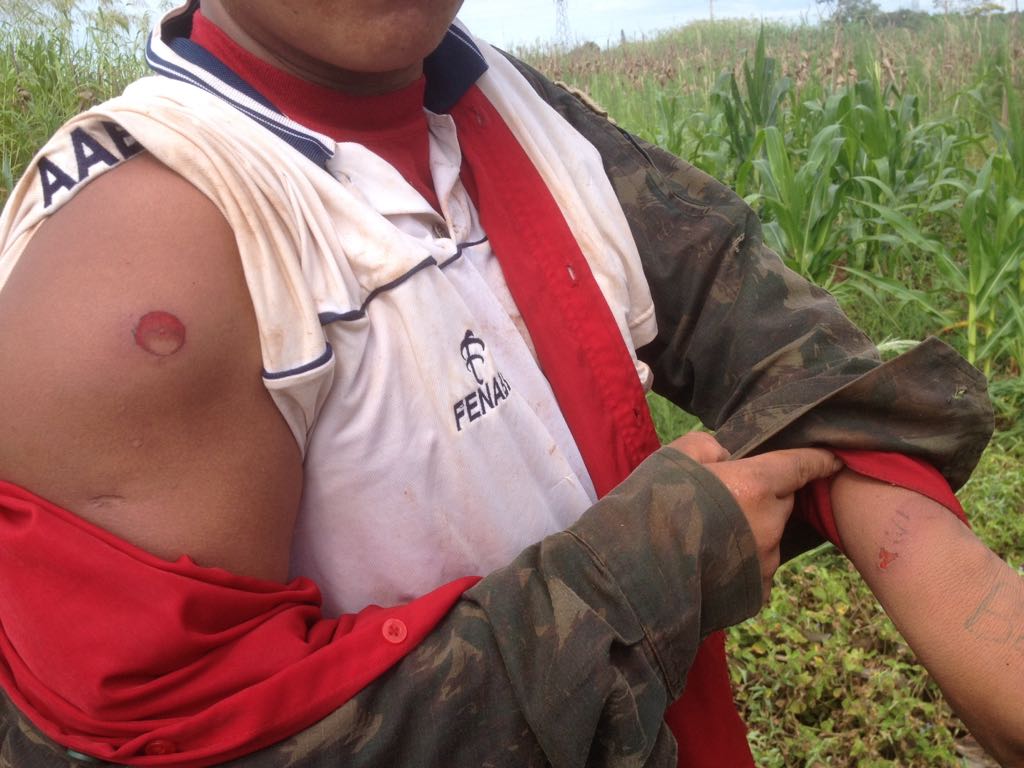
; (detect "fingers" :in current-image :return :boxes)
[700,447,841,607]
[748,448,843,498]
[760,545,781,604]
[667,431,729,465]
[668,442,841,606]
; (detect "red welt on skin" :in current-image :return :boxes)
[134,311,186,357]
[878,547,899,570]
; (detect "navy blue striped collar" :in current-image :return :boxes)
[146,0,489,168]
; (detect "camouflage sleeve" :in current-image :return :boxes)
[503,54,992,493]
[0,448,760,768]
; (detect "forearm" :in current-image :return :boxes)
[832,471,1024,766]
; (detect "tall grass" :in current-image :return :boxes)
[0,0,151,198]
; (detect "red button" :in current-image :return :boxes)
[143,740,177,756]
[382,618,408,644]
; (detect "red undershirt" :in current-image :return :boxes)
[189,11,441,211]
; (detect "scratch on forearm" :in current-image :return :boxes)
[878,548,899,570]
[890,509,911,543]
[877,508,912,571]
[963,570,1024,658]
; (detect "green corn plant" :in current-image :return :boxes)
[851,46,930,180]
[960,153,1024,375]
[1005,299,1024,379]
[989,64,1023,201]
[653,91,689,160]
[746,124,850,285]
[847,152,1024,374]
[999,70,1024,376]
[814,90,857,178]
[784,87,830,152]
[710,25,792,188]
[846,115,980,279]
[962,57,1023,162]
[681,107,735,184]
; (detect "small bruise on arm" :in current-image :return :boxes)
[133,310,186,356]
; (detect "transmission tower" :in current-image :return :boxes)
[555,0,571,46]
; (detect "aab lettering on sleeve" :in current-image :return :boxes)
[37,121,143,208]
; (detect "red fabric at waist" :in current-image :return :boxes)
[0,481,476,766]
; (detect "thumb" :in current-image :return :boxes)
[755,448,843,497]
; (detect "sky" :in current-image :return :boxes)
[133,0,925,51]
[455,0,921,49]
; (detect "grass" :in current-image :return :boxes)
[3,4,1023,766]
[0,0,150,200]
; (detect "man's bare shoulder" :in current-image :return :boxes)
[0,152,302,579]
[0,151,256,455]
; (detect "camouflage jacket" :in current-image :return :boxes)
[507,56,991,556]
[0,57,992,768]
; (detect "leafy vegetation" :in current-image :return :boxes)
[2,4,1023,766]
[0,0,152,199]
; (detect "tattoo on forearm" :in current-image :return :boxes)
[963,573,1024,657]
